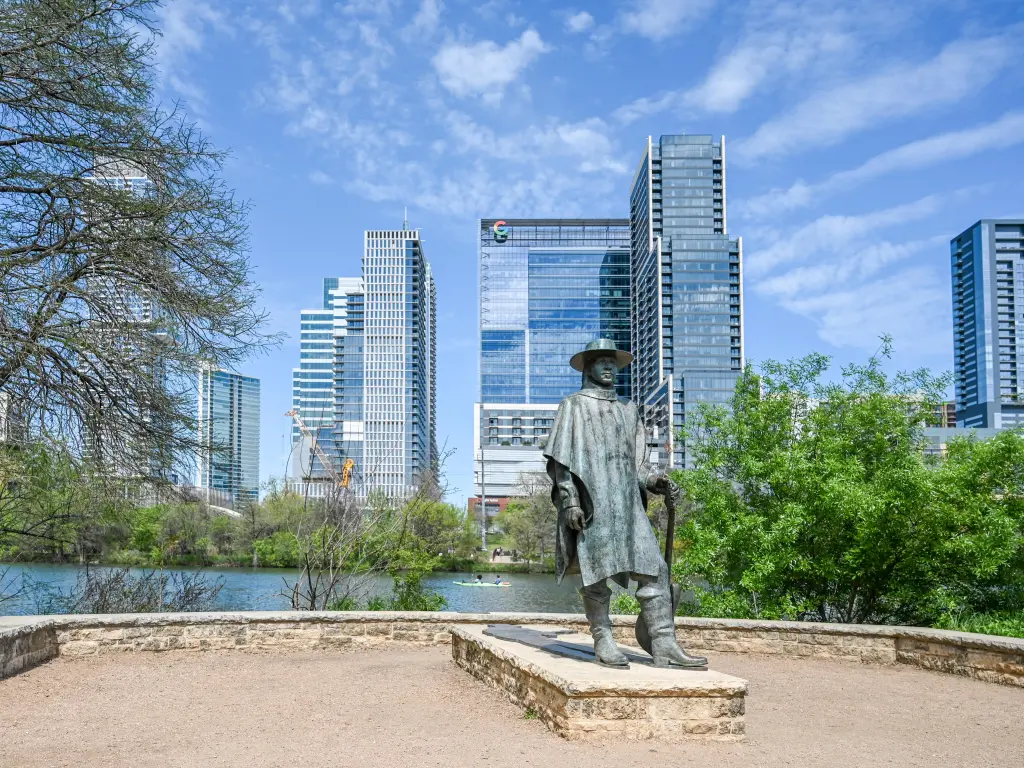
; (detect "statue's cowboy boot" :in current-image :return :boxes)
[636,581,708,669]
[581,585,629,668]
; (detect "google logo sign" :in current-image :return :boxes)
[493,220,508,242]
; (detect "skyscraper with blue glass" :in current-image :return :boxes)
[197,367,260,504]
[475,219,631,502]
[290,229,436,500]
[951,220,1024,429]
[629,134,743,469]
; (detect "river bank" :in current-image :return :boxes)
[0,562,580,616]
[1,554,555,574]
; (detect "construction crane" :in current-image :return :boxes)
[285,408,353,489]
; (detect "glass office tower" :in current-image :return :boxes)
[291,285,342,481]
[197,367,260,504]
[629,134,744,469]
[951,220,1024,429]
[475,219,630,502]
[290,230,436,500]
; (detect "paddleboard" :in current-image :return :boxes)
[453,581,511,588]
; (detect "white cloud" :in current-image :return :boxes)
[757,239,932,299]
[779,267,950,354]
[620,0,715,41]
[613,0,922,123]
[565,11,595,33]
[244,7,623,220]
[685,26,853,114]
[734,35,1016,162]
[154,0,228,106]
[277,0,319,24]
[613,90,677,124]
[747,194,955,354]
[442,111,627,174]
[746,195,944,277]
[432,30,550,103]
[401,0,443,41]
[737,112,1024,219]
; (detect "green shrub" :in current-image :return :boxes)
[677,344,1024,626]
[326,595,360,611]
[253,532,300,568]
[934,610,1024,640]
[610,592,640,615]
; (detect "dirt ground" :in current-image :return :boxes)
[1,647,1022,768]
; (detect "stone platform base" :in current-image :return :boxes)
[451,624,747,742]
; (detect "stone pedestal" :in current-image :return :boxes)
[451,624,746,742]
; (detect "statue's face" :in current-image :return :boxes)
[585,354,618,388]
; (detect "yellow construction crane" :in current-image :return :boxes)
[285,409,353,489]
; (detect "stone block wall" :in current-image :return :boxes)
[452,627,745,742]
[1,611,1023,689]
[0,623,57,679]
[54,614,454,657]
[610,620,897,665]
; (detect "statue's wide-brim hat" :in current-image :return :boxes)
[569,338,634,372]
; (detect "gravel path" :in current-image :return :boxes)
[1,648,1022,767]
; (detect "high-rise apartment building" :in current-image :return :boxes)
[83,161,173,482]
[290,229,436,500]
[291,278,363,481]
[363,229,436,497]
[951,220,1024,429]
[475,219,631,503]
[197,368,260,504]
[629,134,743,468]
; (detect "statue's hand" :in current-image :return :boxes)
[649,474,682,506]
[564,505,586,531]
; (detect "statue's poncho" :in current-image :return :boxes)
[543,388,663,587]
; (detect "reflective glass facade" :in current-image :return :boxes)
[479,219,632,403]
[198,368,260,503]
[475,219,630,500]
[290,232,436,500]
[951,220,1024,428]
[292,284,339,480]
[83,164,173,482]
[629,135,743,468]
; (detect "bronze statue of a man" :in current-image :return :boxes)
[543,338,707,669]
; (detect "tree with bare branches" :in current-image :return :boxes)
[0,0,274,481]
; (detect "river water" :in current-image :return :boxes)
[0,563,586,616]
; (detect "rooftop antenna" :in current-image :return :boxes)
[403,206,408,230]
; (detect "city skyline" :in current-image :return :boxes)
[288,229,437,500]
[147,0,1024,502]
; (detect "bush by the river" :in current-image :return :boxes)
[673,341,1024,629]
[28,566,224,614]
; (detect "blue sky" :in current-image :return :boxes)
[150,0,1024,502]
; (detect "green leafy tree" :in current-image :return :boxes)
[676,340,1024,625]
[405,499,466,556]
[497,473,556,563]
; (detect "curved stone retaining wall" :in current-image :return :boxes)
[1,612,1022,688]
